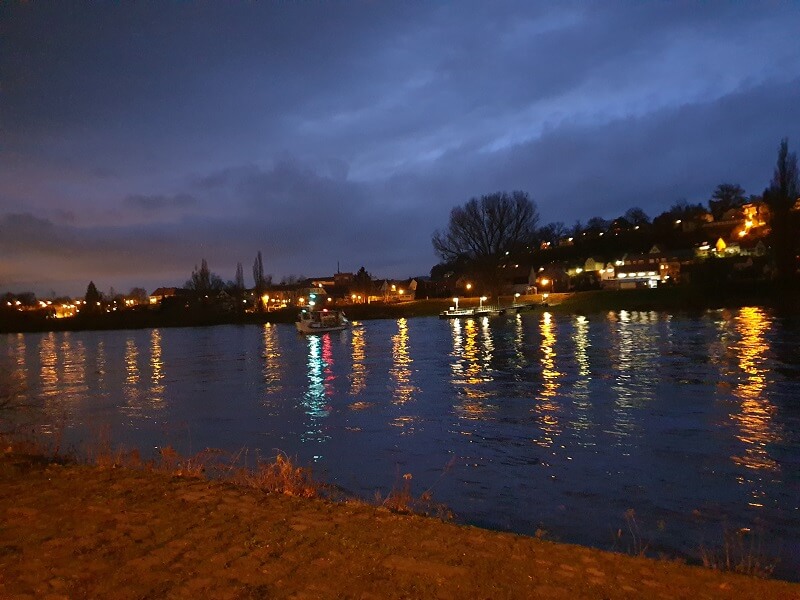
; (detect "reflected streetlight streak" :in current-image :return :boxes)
[450,317,495,420]
[39,332,58,395]
[60,334,87,399]
[534,312,561,447]
[349,326,366,396]
[730,307,781,488]
[122,337,143,417]
[302,334,331,443]
[512,313,527,370]
[10,334,29,405]
[390,318,415,406]
[609,310,657,444]
[570,315,592,434]
[262,324,283,394]
[149,329,165,407]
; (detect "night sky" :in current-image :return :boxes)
[2,2,799,296]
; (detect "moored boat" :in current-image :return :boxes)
[296,308,349,334]
[439,307,476,319]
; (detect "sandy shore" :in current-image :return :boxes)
[1,453,797,600]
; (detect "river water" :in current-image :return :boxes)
[2,308,799,575]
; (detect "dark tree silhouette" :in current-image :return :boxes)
[708,183,746,220]
[764,138,799,281]
[585,216,609,234]
[187,259,224,294]
[537,221,568,245]
[234,262,245,292]
[353,266,372,299]
[624,207,650,226]
[252,251,267,309]
[84,281,102,313]
[432,191,539,262]
[128,287,148,303]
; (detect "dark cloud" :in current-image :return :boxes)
[124,193,197,211]
[1,3,799,294]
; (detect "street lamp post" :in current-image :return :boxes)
[539,278,551,303]
[479,296,487,309]
[453,297,459,310]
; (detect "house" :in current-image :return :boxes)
[149,287,184,306]
[497,264,536,295]
[610,245,693,288]
[378,279,417,302]
[535,263,570,293]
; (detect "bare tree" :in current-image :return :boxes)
[432,191,539,262]
[624,207,650,226]
[708,183,746,220]
[187,259,224,294]
[537,221,568,245]
[234,262,245,292]
[128,287,148,303]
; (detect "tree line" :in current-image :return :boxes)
[431,138,799,287]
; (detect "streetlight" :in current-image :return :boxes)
[465,283,472,295]
[479,296,487,309]
[514,292,520,304]
[540,278,551,300]
[452,297,459,310]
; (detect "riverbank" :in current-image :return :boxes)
[2,282,798,334]
[1,451,797,599]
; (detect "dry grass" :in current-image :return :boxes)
[375,470,453,521]
[614,509,650,557]
[699,526,778,579]
[231,452,319,498]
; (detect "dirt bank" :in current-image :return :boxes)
[1,454,797,600]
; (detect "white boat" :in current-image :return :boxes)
[438,307,476,319]
[296,308,349,334]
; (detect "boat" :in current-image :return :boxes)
[439,307,476,319]
[295,308,349,334]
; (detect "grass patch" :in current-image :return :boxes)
[699,526,778,579]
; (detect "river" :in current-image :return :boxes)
[2,307,799,576]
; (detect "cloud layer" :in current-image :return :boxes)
[2,2,799,294]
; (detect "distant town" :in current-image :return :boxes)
[3,140,799,328]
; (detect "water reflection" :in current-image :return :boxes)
[451,317,495,419]
[730,307,781,483]
[390,318,415,405]
[609,310,658,443]
[511,313,527,370]
[39,332,58,396]
[533,312,561,447]
[570,315,592,433]
[262,324,282,394]
[11,334,28,404]
[121,337,143,418]
[150,329,165,407]
[302,334,332,443]
[61,333,87,399]
[95,339,107,394]
[349,326,366,396]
